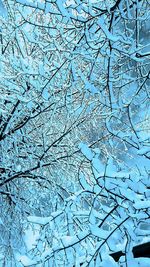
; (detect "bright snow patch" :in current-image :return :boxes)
[79,143,94,160]
[90,225,110,239]
[138,147,150,155]
[92,157,105,176]
[28,215,51,225]
[24,225,40,250]
[16,255,36,266]
[133,200,150,210]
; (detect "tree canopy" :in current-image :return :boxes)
[0,0,150,266]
